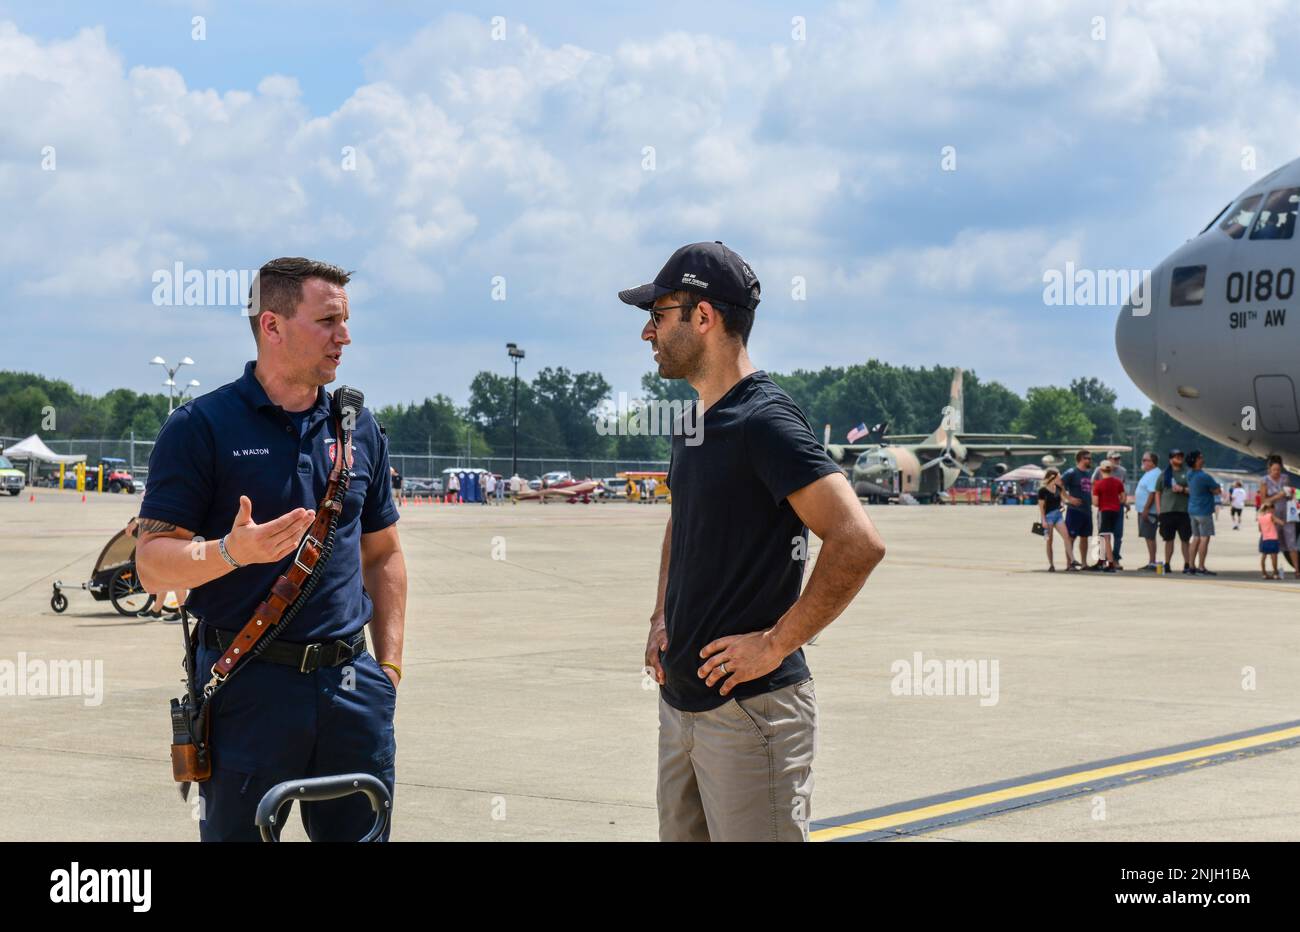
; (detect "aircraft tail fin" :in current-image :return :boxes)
[948,368,964,434]
[921,368,965,449]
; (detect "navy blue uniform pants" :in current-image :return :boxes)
[195,631,397,842]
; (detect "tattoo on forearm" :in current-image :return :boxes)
[136,519,178,534]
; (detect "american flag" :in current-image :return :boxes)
[846,423,869,442]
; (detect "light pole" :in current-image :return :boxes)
[150,356,195,414]
[506,343,525,478]
[1128,428,1143,478]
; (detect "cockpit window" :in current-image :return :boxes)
[1249,187,1300,240]
[1219,194,1262,239]
[1170,266,1206,307]
[1200,202,1231,235]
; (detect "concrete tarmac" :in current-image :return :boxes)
[1,490,1296,841]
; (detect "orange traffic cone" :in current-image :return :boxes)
[28,493,34,502]
[81,493,87,503]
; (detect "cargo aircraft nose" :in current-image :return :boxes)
[1115,279,1158,403]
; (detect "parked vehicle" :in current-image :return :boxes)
[0,455,23,496]
[99,458,136,493]
[56,459,137,492]
[597,477,627,500]
[541,470,573,487]
[402,476,443,495]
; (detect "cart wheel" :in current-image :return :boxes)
[109,566,154,616]
[51,592,68,613]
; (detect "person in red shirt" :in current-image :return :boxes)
[1093,460,1126,572]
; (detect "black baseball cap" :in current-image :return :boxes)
[618,241,761,312]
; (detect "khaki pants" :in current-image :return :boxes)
[657,679,817,841]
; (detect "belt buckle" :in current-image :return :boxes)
[299,642,322,674]
[293,533,322,574]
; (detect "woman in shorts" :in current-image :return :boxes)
[1037,468,1072,571]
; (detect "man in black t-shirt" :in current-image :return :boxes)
[619,242,886,841]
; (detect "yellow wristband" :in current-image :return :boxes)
[379,661,403,681]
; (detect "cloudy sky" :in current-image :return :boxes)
[2,0,1298,411]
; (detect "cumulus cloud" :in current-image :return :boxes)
[3,2,1300,410]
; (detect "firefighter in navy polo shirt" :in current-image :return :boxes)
[619,242,887,841]
[136,257,407,841]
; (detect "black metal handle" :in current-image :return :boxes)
[255,772,391,842]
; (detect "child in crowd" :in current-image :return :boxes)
[1259,508,1283,579]
[1092,460,1126,572]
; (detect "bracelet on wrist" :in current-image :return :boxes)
[217,536,243,569]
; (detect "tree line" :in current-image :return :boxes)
[0,364,1264,472]
[0,371,172,439]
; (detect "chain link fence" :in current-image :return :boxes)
[0,436,667,483]
[388,454,667,481]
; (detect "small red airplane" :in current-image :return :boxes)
[515,478,600,504]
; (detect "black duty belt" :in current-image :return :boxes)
[203,626,366,673]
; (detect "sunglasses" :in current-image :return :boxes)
[647,302,694,329]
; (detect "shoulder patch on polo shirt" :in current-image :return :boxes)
[325,436,355,467]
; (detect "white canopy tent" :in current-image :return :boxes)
[998,464,1046,483]
[1,435,86,483]
[2,434,86,464]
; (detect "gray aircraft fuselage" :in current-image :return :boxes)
[1117,159,1300,465]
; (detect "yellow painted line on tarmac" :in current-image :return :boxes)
[812,722,1300,842]
[881,557,1300,591]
